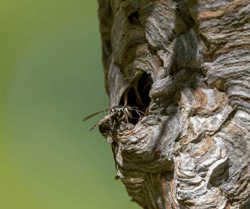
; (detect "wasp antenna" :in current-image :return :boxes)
[89,123,100,131]
[89,126,96,131]
[83,108,110,121]
[88,112,117,132]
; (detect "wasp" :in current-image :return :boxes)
[83,105,144,138]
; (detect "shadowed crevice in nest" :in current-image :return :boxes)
[128,10,140,26]
[120,72,153,124]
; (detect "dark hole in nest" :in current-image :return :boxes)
[128,11,139,25]
[137,72,153,109]
[120,72,153,124]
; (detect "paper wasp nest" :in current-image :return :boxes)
[97,0,250,208]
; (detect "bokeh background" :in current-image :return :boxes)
[0,1,139,208]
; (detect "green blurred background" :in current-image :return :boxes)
[0,1,139,208]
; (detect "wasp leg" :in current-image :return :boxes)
[108,121,114,144]
[107,129,113,144]
[110,118,117,135]
[121,114,129,123]
[120,114,130,130]
[132,109,145,115]
[134,110,143,120]
[116,116,122,123]
[130,106,139,109]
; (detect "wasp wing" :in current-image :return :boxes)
[83,108,109,122]
[89,112,117,131]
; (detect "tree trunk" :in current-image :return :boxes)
[97,0,250,208]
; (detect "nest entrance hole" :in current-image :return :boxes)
[120,72,153,124]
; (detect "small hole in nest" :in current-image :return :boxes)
[137,72,153,110]
[128,11,139,25]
